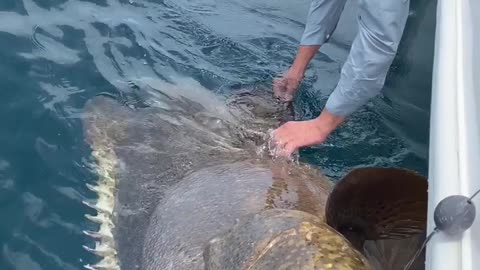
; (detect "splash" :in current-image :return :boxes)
[255,128,300,165]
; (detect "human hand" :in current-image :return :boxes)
[272,69,304,102]
[269,119,328,157]
[269,109,345,157]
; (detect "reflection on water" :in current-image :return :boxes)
[0,0,431,269]
[375,0,437,161]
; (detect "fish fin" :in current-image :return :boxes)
[325,167,428,246]
[363,235,426,270]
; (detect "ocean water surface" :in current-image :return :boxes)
[0,0,433,269]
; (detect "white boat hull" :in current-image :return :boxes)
[427,0,480,269]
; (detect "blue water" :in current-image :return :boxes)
[0,0,433,269]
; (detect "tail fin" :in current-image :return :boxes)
[325,167,428,251]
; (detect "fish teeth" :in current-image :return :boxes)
[83,243,117,257]
[84,259,120,270]
[82,200,114,215]
[83,230,114,242]
[85,214,109,225]
[86,183,114,198]
[83,143,119,269]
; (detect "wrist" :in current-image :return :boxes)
[313,109,345,137]
[289,45,320,78]
[287,65,306,80]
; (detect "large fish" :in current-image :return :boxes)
[81,77,427,270]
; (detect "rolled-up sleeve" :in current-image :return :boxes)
[325,0,410,116]
[300,0,347,46]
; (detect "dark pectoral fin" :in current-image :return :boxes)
[325,167,428,245]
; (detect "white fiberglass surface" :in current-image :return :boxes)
[427,0,480,269]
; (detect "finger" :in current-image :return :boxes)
[270,130,293,156]
[281,93,293,102]
[281,142,296,157]
[269,132,289,156]
[270,135,287,151]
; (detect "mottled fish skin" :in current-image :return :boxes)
[140,160,338,270]
[82,78,258,270]
[204,209,373,270]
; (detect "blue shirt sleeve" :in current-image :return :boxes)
[300,0,347,46]
[301,0,410,117]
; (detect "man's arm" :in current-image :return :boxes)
[272,0,411,156]
[289,45,320,78]
[324,0,410,117]
[273,0,347,101]
[301,0,348,46]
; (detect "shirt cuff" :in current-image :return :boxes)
[325,84,372,117]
